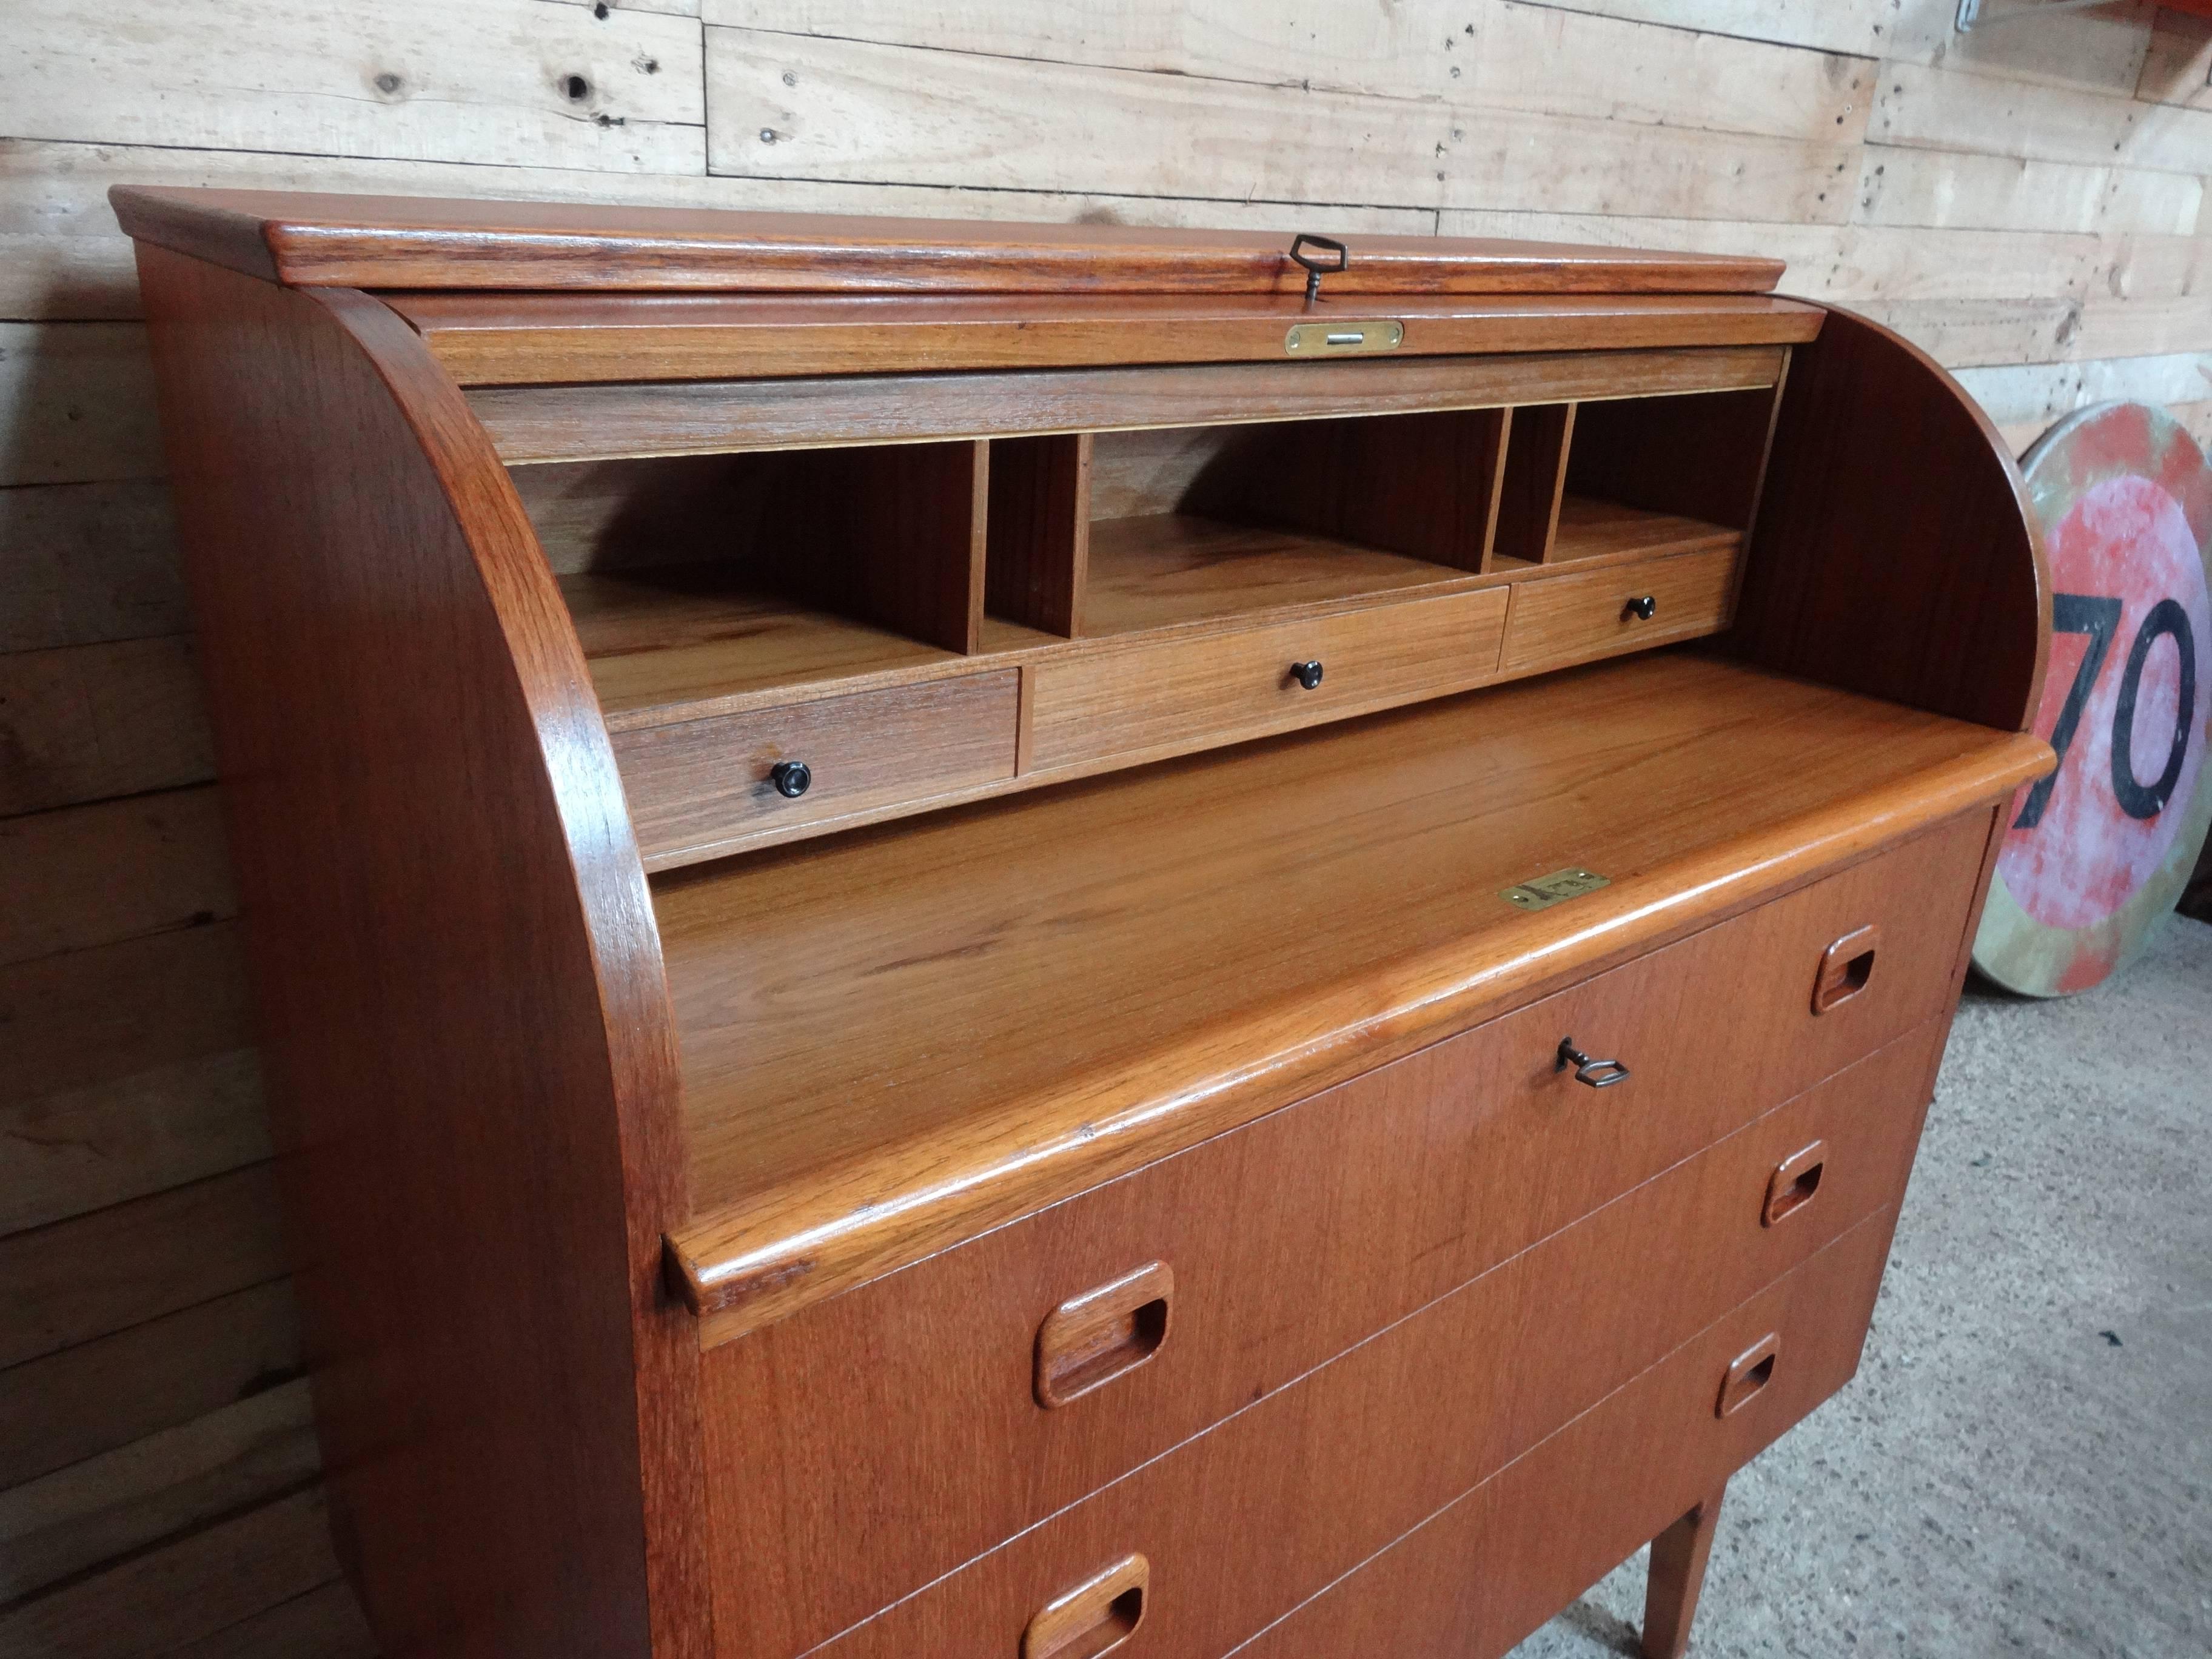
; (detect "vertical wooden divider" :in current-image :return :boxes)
[986,432,1092,638]
[1492,403,1577,566]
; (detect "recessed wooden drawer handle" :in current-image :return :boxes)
[1624,594,1658,621]
[768,759,812,799]
[1811,924,1880,1014]
[1717,1332,1780,1418]
[1035,1261,1173,1409]
[1556,1036,1631,1089]
[1024,1552,1149,1659]
[1287,659,1325,691]
[1762,1140,1827,1227]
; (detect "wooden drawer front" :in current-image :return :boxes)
[1025,588,1510,773]
[804,1108,1905,1659]
[1238,1212,1894,1659]
[611,671,1018,862]
[1500,543,1740,675]
[705,1008,1946,1659]
[703,813,1991,1658]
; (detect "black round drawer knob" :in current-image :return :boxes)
[1624,595,1658,622]
[1289,659,1326,691]
[769,760,812,799]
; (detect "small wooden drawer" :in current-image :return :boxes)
[1500,543,1740,675]
[1024,588,1509,773]
[611,671,1019,864]
[802,1121,1903,1659]
[700,808,1991,1657]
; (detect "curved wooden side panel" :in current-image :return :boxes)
[1724,304,2051,732]
[132,247,709,1659]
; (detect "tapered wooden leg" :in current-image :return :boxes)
[1640,1482,1726,1659]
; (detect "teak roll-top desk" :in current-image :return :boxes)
[115,188,2053,1659]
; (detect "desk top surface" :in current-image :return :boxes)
[110,185,1785,297]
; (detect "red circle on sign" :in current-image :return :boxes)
[1997,472,2212,930]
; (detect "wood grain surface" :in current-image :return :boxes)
[1724,305,2052,731]
[657,656,2048,1341]
[612,669,1021,865]
[387,290,1823,384]
[803,1193,1902,1659]
[1498,543,1742,674]
[705,1017,1949,1655]
[130,250,708,1659]
[1230,1212,1902,1659]
[1023,585,1510,771]
[467,344,1789,464]
[12,4,2188,1648]
[109,186,1789,295]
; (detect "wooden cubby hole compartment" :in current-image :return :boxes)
[509,441,992,728]
[1497,384,1788,569]
[1049,410,1512,638]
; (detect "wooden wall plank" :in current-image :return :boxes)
[0,1378,318,1602]
[0,1484,339,1659]
[1,922,252,1120]
[0,786,235,965]
[1435,210,2099,307]
[1888,0,2157,98]
[0,1279,300,1490]
[1876,58,2212,176]
[1857,144,2200,236]
[162,1578,376,1659]
[700,0,1455,98]
[1466,3,1874,144]
[715,1,1877,144]
[3,0,706,174]
[702,28,1860,221]
[1851,296,2083,370]
[0,1163,287,1369]
[0,637,212,817]
[0,323,165,484]
[1505,1,1895,59]
[0,481,183,652]
[2,1048,267,1236]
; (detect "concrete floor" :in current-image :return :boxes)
[1515,914,2212,1659]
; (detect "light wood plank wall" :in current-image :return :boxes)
[3,1,2209,1651]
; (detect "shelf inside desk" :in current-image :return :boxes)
[565,568,967,727]
[655,651,2048,1335]
[1547,496,1741,565]
[1081,513,1486,636]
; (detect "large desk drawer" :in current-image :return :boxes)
[806,1088,1905,1659]
[702,812,1990,1657]
[1240,1210,1894,1659]
[1024,587,1509,773]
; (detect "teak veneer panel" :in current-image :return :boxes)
[1079,516,1483,636]
[657,654,2049,1341]
[130,252,708,1657]
[1498,543,1742,675]
[612,671,1021,866]
[808,1197,1898,1659]
[1024,586,1511,771]
[387,292,1824,385]
[707,1011,1950,1656]
[110,187,1788,297]
[468,345,1789,464]
[1235,1216,1898,1659]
